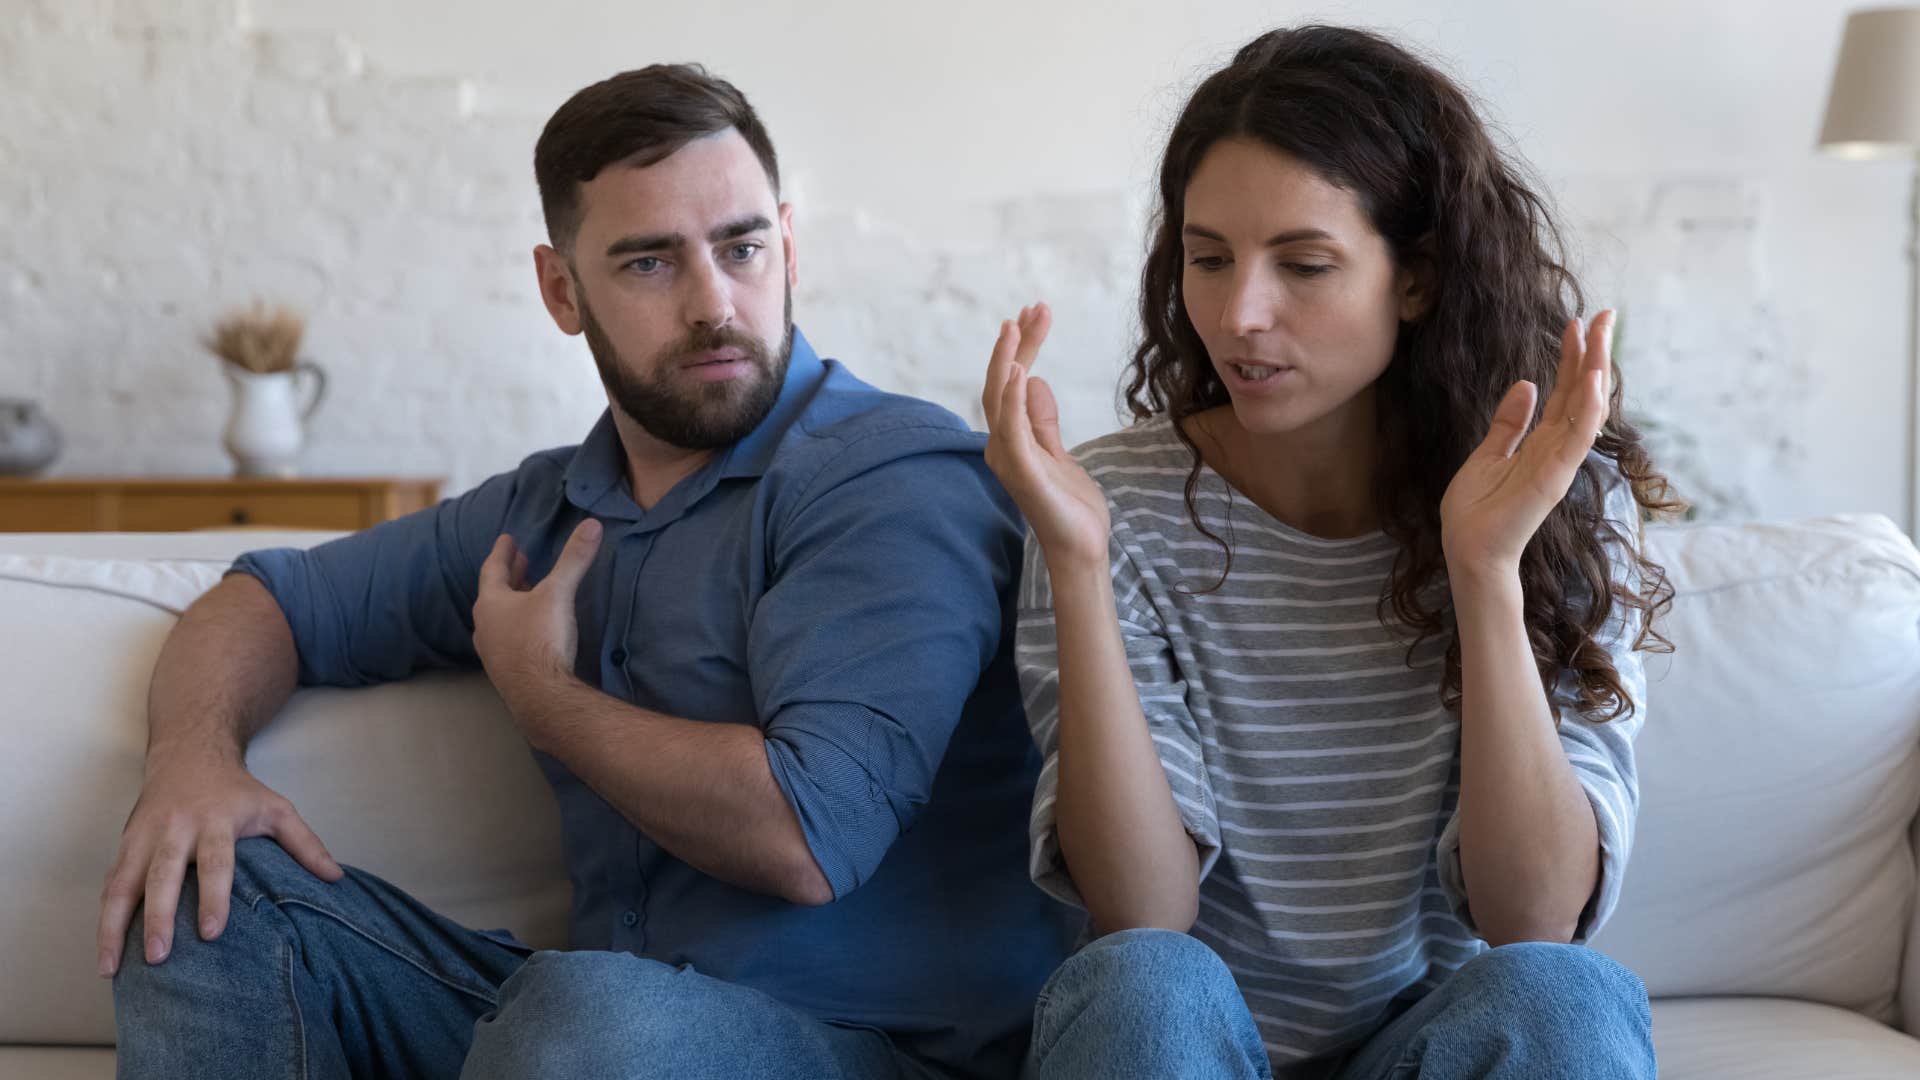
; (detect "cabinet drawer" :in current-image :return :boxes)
[0,491,104,531]
[116,492,370,530]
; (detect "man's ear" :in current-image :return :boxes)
[534,244,584,336]
[779,202,798,290]
[1397,237,1436,323]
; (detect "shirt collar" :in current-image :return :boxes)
[561,326,826,515]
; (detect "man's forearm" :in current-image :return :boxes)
[501,672,834,905]
[146,574,300,774]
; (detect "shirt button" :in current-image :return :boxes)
[610,648,628,666]
[621,909,638,927]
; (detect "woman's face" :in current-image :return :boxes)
[1180,136,1423,438]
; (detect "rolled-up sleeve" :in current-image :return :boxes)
[753,438,1020,899]
[1435,461,1648,943]
[225,469,521,687]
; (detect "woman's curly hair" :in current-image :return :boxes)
[1125,25,1685,721]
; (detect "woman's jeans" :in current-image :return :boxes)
[1024,927,1656,1080]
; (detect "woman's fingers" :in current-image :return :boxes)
[1014,303,1051,371]
[1556,313,1611,447]
[1000,362,1037,460]
[1528,309,1613,467]
[1478,380,1537,461]
[1028,375,1067,457]
[981,319,1020,429]
[1586,310,1615,421]
[1535,367,1607,487]
[982,304,1057,485]
[1539,317,1585,429]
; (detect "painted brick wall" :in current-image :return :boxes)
[1,0,1894,523]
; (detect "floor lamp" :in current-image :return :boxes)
[1819,7,1920,538]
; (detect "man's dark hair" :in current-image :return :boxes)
[534,64,780,253]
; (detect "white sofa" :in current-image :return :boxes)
[1,516,1918,1078]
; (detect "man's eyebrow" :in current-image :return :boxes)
[603,215,773,258]
[1182,224,1336,246]
[709,214,772,243]
[605,232,684,258]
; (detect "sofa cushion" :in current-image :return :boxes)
[0,1046,116,1080]
[1652,997,1920,1078]
[1592,514,1920,1023]
[0,538,570,1047]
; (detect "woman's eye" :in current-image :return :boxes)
[1187,255,1228,271]
[1287,263,1334,278]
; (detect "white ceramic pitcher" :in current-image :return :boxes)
[221,360,328,478]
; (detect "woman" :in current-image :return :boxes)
[981,25,1678,1080]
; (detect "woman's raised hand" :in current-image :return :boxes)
[1439,311,1615,580]
[980,303,1112,568]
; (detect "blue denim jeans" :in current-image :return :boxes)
[1024,928,1656,1080]
[113,838,936,1079]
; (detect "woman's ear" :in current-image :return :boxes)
[1397,236,1437,322]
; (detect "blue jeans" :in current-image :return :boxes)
[1024,928,1655,1080]
[113,837,937,1079]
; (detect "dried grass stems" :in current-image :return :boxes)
[203,303,306,375]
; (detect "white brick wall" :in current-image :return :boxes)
[1,0,1141,495]
[0,0,1904,523]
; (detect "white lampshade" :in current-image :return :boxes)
[1819,7,1920,160]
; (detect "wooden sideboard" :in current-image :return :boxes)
[0,477,443,532]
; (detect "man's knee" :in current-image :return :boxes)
[225,835,333,902]
[114,838,315,993]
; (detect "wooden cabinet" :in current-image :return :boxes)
[0,477,443,532]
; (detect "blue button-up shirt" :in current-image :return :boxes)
[230,329,1078,1073]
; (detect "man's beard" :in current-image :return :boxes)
[577,284,794,452]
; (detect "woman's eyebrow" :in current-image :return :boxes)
[1181,223,1336,246]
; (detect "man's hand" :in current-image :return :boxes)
[98,752,342,977]
[472,519,603,720]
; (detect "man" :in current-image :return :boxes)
[101,64,1076,1079]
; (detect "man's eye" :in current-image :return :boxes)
[626,257,663,273]
[728,243,762,262]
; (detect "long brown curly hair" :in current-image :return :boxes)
[1125,25,1684,722]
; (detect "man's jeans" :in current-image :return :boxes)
[113,837,931,1079]
[1025,928,1656,1080]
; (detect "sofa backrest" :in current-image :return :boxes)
[0,533,570,1047]
[1590,514,1920,1027]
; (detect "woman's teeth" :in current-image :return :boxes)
[1236,364,1280,382]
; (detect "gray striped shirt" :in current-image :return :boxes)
[1016,416,1644,1068]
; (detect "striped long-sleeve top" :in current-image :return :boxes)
[1016,416,1646,1069]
